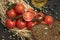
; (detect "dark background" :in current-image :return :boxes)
[0,0,60,40]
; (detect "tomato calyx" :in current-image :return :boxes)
[12,15,22,20]
[31,18,37,22]
[6,2,16,10]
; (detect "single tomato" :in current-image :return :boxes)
[37,12,45,20]
[45,15,54,25]
[5,18,16,29]
[16,19,26,29]
[23,12,35,21]
[27,22,36,30]
[15,3,25,13]
[6,9,16,18]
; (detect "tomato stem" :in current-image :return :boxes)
[12,15,22,20]
[6,2,16,10]
[32,18,37,22]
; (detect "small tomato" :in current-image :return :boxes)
[5,18,16,29]
[16,19,26,29]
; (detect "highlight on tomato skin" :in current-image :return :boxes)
[6,9,16,18]
[16,19,26,29]
[15,3,25,13]
[27,22,36,30]
[45,15,54,25]
[5,18,16,29]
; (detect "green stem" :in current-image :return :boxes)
[12,16,22,21]
[6,2,16,10]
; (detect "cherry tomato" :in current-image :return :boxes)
[16,19,26,29]
[6,9,16,18]
[5,18,16,29]
[27,22,35,30]
[23,12,35,21]
[37,12,45,20]
[45,15,54,25]
[15,4,25,13]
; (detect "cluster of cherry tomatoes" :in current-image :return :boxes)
[5,3,54,30]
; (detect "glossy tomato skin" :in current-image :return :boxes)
[27,22,36,30]
[23,12,35,21]
[6,9,16,18]
[37,12,45,20]
[5,18,16,29]
[45,16,54,25]
[15,4,25,13]
[16,19,26,29]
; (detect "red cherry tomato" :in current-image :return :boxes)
[34,21,38,25]
[45,16,54,25]
[5,18,16,29]
[6,9,16,18]
[27,22,35,30]
[16,19,26,29]
[37,12,45,20]
[15,4,25,13]
[23,12,35,21]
